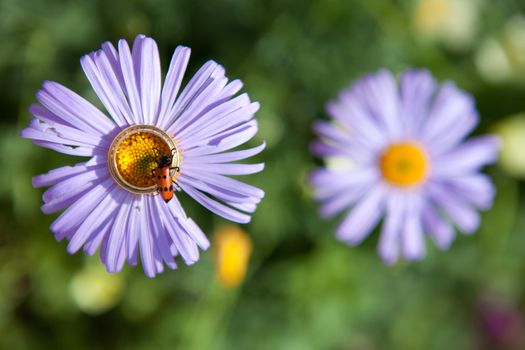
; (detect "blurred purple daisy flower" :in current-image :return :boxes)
[311,69,499,263]
[21,35,265,277]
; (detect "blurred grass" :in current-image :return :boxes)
[2,0,525,349]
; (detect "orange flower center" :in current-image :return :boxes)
[379,142,429,187]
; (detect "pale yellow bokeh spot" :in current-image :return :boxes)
[69,264,124,315]
[493,114,525,178]
[476,16,525,84]
[412,0,479,50]
[214,225,252,288]
[413,0,449,32]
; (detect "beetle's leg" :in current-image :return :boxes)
[173,181,182,192]
[169,166,180,173]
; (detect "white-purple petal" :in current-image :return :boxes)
[185,142,265,164]
[399,69,436,137]
[400,194,425,260]
[378,192,403,264]
[182,120,259,155]
[167,198,210,250]
[326,98,385,151]
[80,54,130,126]
[422,82,477,147]
[336,185,386,245]
[101,41,126,91]
[49,180,115,240]
[178,175,259,207]
[170,74,229,136]
[42,166,107,203]
[177,95,257,142]
[91,50,135,125]
[310,167,378,199]
[83,217,113,256]
[32,162,92,187]
[37,81,115,134]
[427,183,481,234]
[180,183,251,223]
[66,186,126,254]
[433,136,500,176]
[422,202,455,249]
[181,171,264,200]
[145,197,177,269]
[353,69,402,139]
[126,197,141,266]
[105,194,133,272]
[319,185,370,218]
[118,38,144,124]
[31,140,96,157]
[183,162,264,176]
[216,79,244,101]
[23,116,105,147]
[166,60,221,130]
[137,195,156,278]
[157,46,191,128]
[443,174,495,210]
[154,198,199,264]
[138,38,161,125]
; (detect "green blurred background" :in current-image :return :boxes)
[2,0,525,349]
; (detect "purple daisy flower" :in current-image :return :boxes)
[311,69,499,263]
[21,35,265,277]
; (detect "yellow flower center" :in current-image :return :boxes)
[379,142,429,187]
[108,125,181,194]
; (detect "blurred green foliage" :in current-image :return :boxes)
[2,0,525,349]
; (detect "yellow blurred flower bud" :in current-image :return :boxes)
[214,225,252,288]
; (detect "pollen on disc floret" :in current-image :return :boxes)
[108,125,179,194]
[115,132,170,188]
